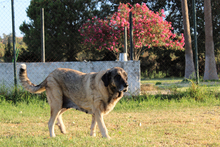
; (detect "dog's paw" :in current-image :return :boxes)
[90,132,96,137]
[20,64,26,70]
[102,135,111,140]
[107,136,111,140]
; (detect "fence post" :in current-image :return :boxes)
[41,8,45,62]
[192,0,199,84]
[11,0,17,92]
[124,27,127,54]
[129,12,133,60]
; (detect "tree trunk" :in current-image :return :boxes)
[203,0,218,80]
[181,0,195,79]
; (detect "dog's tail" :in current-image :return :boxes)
[19,64,46,93]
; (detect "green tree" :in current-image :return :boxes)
[0,42,5,58]
[4,38,12,62]
[19,0,113,62]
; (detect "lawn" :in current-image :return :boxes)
[0,79,220,146]
[141,78,220,94]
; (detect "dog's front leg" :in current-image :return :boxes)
[90,114,97,137]
[95,109,111,139]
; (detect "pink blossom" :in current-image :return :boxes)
[136,3,141,8]
[79,3,185,54]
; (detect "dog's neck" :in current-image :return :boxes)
[107,85,123,100]
[100,84,123,115]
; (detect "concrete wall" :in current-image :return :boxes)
[0,61,140,95]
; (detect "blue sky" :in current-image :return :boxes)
[0,0,31,38]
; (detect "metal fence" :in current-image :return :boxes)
[0,0,220,93]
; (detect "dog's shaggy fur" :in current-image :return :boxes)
[19,64,128,139]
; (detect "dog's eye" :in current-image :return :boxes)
[114,74,121,80]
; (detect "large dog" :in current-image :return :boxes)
[19,64,128,139]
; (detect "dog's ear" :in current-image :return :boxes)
[101,71,111,87]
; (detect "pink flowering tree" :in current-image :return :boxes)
[79,3,185,60]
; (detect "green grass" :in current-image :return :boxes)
[141,78,220,94]
[0,82,220,146]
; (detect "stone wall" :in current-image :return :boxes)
[0,61,140,95]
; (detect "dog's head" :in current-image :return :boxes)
[101,67,128,92]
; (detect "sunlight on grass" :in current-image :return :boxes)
[1,79,220,146]
[0,101,220,146]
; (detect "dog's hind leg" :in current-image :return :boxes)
[47,88,63,137]
[48,106,61,137]
[57,108,68,134]
[90,114,97,137]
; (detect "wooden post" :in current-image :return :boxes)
[41,8,45,62]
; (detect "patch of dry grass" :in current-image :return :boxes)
[141,84,171,95]
[141,84,159,91]
[0,100,220,146]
